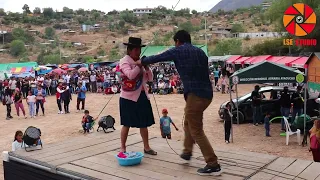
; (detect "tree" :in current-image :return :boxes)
[43,54,63,64]
[118,20,125,28]
[76,8,85,15]
[22,4,31,14]
[43,8,54,18]
[45,27,55,39]
[12,28,34,43]
[63,7,73,14]
[10,40,26,57]
[33,7,41,14]
[213,39,242,55]
[93,12,100,21]
[231,24,245,33]
[0,8,5,16]
[179,21,194,32]
[192,10,198,14]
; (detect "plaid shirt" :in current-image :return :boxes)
[141,43,213,100]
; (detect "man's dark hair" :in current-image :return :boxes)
[84,110,89,114]
[173,30,191,43]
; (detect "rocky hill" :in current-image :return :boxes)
[209,0,267,13]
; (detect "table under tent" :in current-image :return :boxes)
[228,61,308,143]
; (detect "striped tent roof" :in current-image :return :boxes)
[11,67,33,74]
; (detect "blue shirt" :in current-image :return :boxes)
[142,43,213,100]
[160,116,173,134]
[214,71,219,78]
[76,86,87,99]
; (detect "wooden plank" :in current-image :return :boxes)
[272,177,290,180]
[84,153,243,180]
[59,164,124,180]
[104,149,250,179]
[132,143,263,170]
[265,157,296,172]
[261,169,293,179]
[282,159,312,177]
[149,137,276,161]
[14,130,124,157]
[250,172,274,180]
[315,175,320,180]
[48,134,144,166]
[29,132,126,159]
[70,160,157,180]
[298,162,320,180]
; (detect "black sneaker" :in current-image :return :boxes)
[197,164,222,176]
[180,153,192,161]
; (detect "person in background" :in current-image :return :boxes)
[90,72,97,93]
[279,86,291,131]
[56,82,67,114]
[221,74,227,94]
[158,79,166,95]
[12,130,24,151]
[81,110,97,133]
[309,120,320,162]
[223,102,232,144]
[61,83,72,114]
[76,82,87,112]
[34,85,46,116]
[160,109,178,139]
[21,78,29,99]
[26,91,36,118]
[3,88,13,120]
[291,85,309,122]
[251,85,263,126]
[44,77,52,96]
[214,68,220,91]
[51,77,58,95]
[13,88,27,119]
[29,78,37,95]
[264,112,271,137]
[9,77,17,95]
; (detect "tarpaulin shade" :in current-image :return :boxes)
[231,61,305,84]
[234,57,251,64]
[226,55,242,64]
[243,57,257,64]
[11,67,33,74]
[289,57,309,68]
[267,56,286,62]
[8,62,38,69]
[249,55,272,64]
[275,57,301,65]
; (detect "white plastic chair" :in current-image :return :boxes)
[283,116,301,146]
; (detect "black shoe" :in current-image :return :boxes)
[9,116,13,119]
[197,164,222,176]
[180,153,192,161]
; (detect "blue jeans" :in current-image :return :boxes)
[252,106,262,124]
[265,124,270,136]
[281,107,290,130]
[82,123,90,132]
[291,108,302,122]
[28,102,36,117]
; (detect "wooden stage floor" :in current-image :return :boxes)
[8,130,320,180]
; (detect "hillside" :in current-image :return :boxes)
[210,0,266,13]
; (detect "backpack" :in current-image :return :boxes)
[310,135,320,150]
[97,115,115,133]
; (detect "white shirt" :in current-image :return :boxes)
[64,75,71,83]
[9,80,17,90]
[90,75,96,82]
[158,82,165,89]
[27,95,36,103]
[37,77,44,82]
[12,140,24,151]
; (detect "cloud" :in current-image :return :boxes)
[2,0,220,13]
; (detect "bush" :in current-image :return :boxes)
[10,40,26,57]
[53,24,68,29]
[231,24,245,33]
[151,19,157,26]
[213,39,242,56]
[45,27,55,39]
[97,49,106,56]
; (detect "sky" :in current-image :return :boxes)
[0,0,220,13]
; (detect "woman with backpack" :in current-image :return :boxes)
[310,120,320,162]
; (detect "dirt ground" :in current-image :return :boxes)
[0,84,313,178]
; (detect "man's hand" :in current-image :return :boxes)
[136,60,142,66]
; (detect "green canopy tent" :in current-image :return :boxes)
[228,61,307,143]
[0,64,9,80]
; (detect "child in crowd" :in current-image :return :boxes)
[221,75,227,94]
[160,109,178,139]
[26,91,36,118]
[12,130,24,151]
[264,112,271,137]
[224,102,232,144]
[81,110,97,133]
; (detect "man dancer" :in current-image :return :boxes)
[137,30,221,176]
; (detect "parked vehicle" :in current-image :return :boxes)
[218,86,319,124]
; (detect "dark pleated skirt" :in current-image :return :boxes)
[120,91,155,128]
